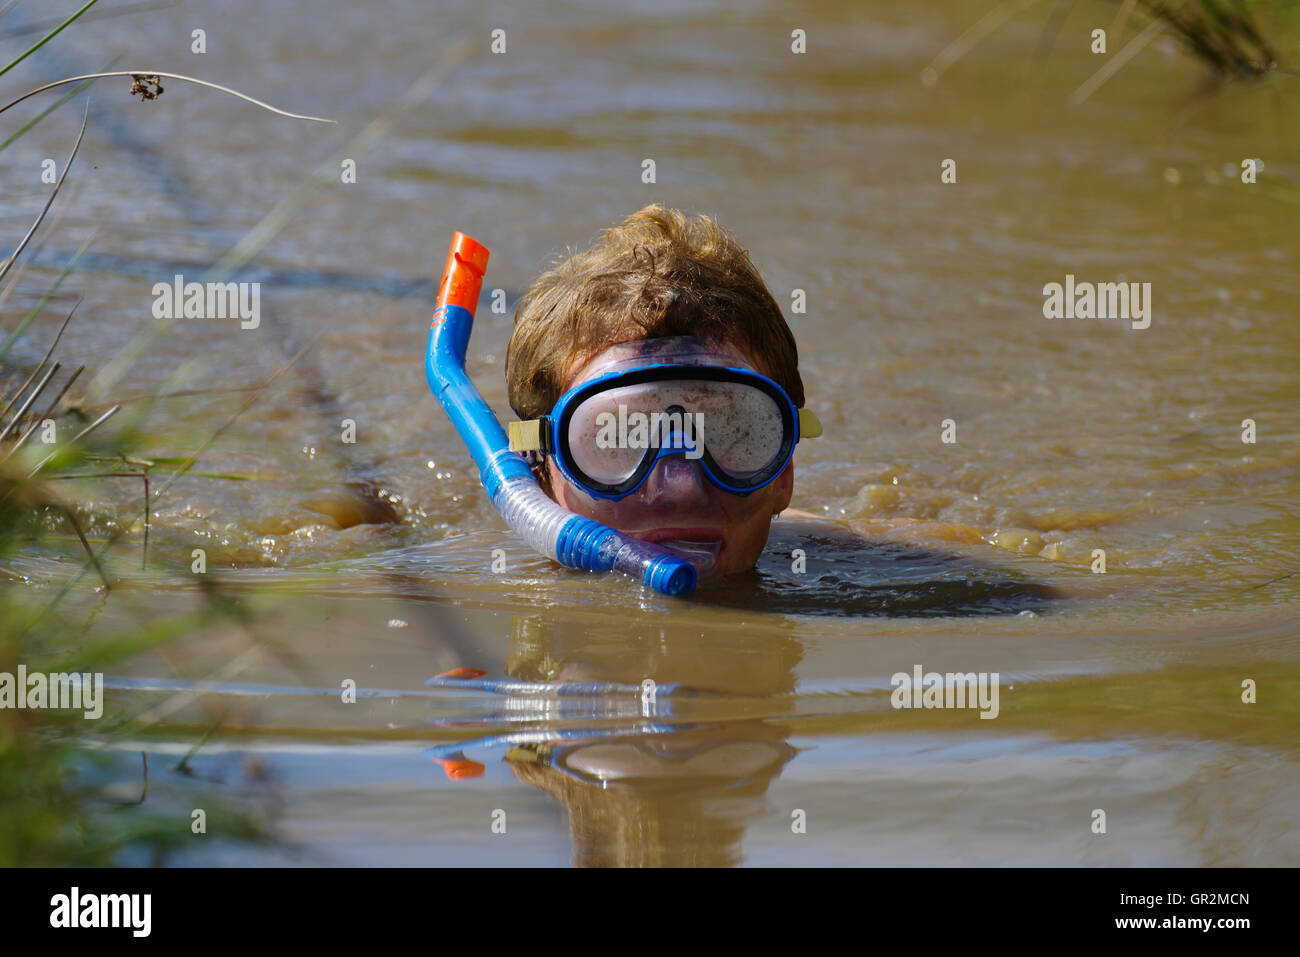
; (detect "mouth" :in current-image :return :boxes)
[630,527,725,574]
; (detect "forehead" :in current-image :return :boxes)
[565,337,756,390]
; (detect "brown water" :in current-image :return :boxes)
[2,0,1298,865]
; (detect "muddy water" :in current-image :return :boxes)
[2,0,1298,865]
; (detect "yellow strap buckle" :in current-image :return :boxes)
[508,419,543,453]
[798,408,823,438]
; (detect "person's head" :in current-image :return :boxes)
[505,205,815,574]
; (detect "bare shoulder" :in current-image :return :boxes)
[776,507,836,522]
[776,509,986,546]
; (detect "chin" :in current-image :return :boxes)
[717,544,761,575]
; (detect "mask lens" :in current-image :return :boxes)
[696,382,785,479]
[565,382,657,485]
[564,377,787,488]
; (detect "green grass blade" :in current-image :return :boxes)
[0,0,101,78]
[0,230,95,361]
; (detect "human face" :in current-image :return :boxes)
[545,339,795,575]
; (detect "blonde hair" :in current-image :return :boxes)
[506,204,804,421]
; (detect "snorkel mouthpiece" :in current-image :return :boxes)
[425,232,698,596]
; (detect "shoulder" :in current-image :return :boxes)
[775,509,986,546]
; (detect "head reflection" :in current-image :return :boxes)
[500,610,803,866]
[507,726,796,867]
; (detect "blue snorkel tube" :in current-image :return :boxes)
[424,232,697,597]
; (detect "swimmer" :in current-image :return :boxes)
[504,205,822,575]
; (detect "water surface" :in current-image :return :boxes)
[2,0,1297,865]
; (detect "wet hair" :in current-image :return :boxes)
[505,205,804,421]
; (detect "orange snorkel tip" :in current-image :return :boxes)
[435,667,487,680]
[434,755,486,781]
[435,232,491,315]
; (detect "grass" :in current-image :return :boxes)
[0,306,285,863]
[0,1,332,866]
[926,0,1296,90]
[1132,0,1282,78]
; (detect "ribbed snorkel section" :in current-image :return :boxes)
[424,232,696,597]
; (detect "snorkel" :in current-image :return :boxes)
[425,232,698,596]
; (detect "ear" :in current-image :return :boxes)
[771,461,794,515]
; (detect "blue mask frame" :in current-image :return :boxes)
[508,362,820,501]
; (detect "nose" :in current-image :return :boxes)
[639,452,708,505]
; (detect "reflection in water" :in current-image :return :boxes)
[420,609,808,865]
[507,727,796,868]
[505,604,804,693]
[426,526,1063,865]
[466,609,800,866]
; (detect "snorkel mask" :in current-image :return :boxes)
[508,337,823,501]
